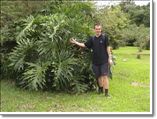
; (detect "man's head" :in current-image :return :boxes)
[94,23,102,36]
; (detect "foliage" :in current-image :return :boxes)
[95,5,129,49]
[120,24,149,51]
[120,2,150,27]
[8,2,95,93]
[134,25,150,51]
[0,0,50,79]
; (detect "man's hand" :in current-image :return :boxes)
[69,38,77,44]
[108,58,113,65]
[69,38,86,48]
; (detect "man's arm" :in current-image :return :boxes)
[70,38,86,48]
[107,46,113,65]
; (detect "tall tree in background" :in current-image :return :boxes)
[95,5,129,49]
[120,2,150,27]
[119,1,150,51]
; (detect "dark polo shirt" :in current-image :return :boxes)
[85,34,109,65]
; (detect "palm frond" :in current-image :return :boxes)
[16,15,34,41]
[21,62,50,90]
[9,38,36,71]
[52,50,78,90]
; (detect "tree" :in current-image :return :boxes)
[120,2,150,27]
[95,5,129,49]
[134,25,150,51]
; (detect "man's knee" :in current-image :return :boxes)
[102,75,108,80]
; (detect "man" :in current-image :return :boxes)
[70,23,112,97]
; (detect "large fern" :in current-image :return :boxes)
[52,50,78,91]
[9,2,95,93]
[21,62,49,90]
[16,15,34,41]
[9,38,37,71]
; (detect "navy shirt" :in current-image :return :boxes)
[85,34,109,65]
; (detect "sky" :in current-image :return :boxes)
[94,0,150,7]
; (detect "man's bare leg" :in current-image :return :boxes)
[102,75,109,96]
[98,76,103,87]
[97,76,103,93]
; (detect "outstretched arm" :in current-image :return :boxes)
[70,38,86,48]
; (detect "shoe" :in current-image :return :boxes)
[98,87,103,94]
[105,94,111,98]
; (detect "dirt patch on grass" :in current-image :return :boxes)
[17,103,35,111]
[131,82,149,88]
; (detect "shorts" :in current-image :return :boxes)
[92,63,109,79]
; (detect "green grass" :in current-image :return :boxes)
[0,46,150,112]
[113,46,150,55]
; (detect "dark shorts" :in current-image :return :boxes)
[92,63,109,78]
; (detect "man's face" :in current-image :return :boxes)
[94,25,102,36]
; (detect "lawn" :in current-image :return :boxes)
[0,46,151,112]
